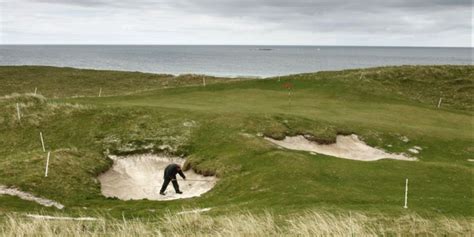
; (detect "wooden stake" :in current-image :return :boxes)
[34,87,37,95]
[437,98,442,108]
[45,151,51,177]
[202,77,206,87]
[99,88,102,97]
[40,132,46,152]
[16,103,21,121]
[404,178,408,209]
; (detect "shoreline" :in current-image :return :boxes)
[0,63,471,79]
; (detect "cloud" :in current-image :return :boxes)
[1,0,472,46]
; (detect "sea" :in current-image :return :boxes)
[0,45,471,77]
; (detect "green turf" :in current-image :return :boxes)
[0,65,472,220]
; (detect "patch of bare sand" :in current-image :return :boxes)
[265,134,416,161]
[177,208,212,215]
[26,214,97,221]
[0,185,64,209]
[98,154,217,201]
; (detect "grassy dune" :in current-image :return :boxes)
[0,65,472,235]
[1,211,472,236]
[0,66,245,98]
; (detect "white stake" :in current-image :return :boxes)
[34,87,37,95]
[40,132,46,152]
[45,151,51,177]
[437,98,442,108]
[16,103,21,121]
[99,88,102,97]
[404,178,408,209]
[202,77,206,87]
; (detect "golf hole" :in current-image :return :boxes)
[98,154,217,201]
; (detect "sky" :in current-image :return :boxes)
[0,0,472,46]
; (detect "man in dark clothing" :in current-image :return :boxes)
[160,163,186,195]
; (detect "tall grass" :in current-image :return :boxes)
[1,211,472,236]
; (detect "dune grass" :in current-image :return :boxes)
[0,66,246,98]
[1,211,472,236]
[0,65,472,235]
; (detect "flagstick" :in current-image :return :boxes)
[288,89,291,111]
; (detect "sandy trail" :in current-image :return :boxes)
[265,134,416,161]
[177,208,212,215]
[98,154,217,201]
[26,214,97,221]
[0,185,64,209]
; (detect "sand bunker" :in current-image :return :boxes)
[0,185,64,209]
[98,154,217,201]
[265,134,416,161]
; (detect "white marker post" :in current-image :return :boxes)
[437,98,442,108]
[202,76,206,87]
[99,88,102,97]
[45,151,51,177]
[404,178,409,209]
[16,103,21,121]
[34,87,37,95]
[40,132,46,152]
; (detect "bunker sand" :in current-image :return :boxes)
[98,154,217,201]
[265,134,416,161]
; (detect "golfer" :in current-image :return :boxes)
[160,163,186,195]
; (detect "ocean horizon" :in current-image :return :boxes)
[1,45,472,77]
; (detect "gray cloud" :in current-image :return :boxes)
[30,0,112,7]
[2,0,472,46]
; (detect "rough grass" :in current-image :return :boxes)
[0,66,246,98]
[294,65,474,110]
[0,66,472,232]
[1,211,472,236]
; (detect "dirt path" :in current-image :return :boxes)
[0,185,64,209]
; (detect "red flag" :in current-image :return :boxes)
[282,82,293,89]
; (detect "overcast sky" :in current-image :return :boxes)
[0,0,472,46]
